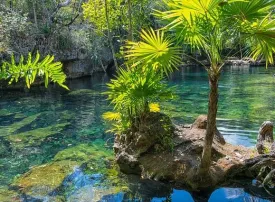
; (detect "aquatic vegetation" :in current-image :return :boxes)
[13,160,79,197]
[0,109,13,117]
[0,113,41,137]
[12,139,128,200]
[53,140,113,163]
[7,123,70,149]
[0,187,19,202]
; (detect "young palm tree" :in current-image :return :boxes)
[104,29,181,134]
[124,0,275,175]
[156,0,275,174]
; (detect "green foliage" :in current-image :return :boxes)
[0,52,69,90]
[156,0,275,69]
[103,29,181,134]
[82,0,121,34]
[125,28,182,75]
[103,67,174,134]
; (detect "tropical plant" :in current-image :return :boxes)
[125,28,182,75]
[103,67,174,134]
[103,29,181,135]
[154,0,275,174]
[0,52,69,90]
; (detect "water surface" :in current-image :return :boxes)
[0,66,275,201]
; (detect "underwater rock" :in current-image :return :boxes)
[0,113,41,137]
[0,187,20,202]
[0,141,9,157]
[13,160,79,198]
[53,140,113,163]
[67,186,124,202]
[12,139,125,200]
[7,122,70,149]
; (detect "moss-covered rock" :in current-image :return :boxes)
[0,109,13,117]
[13,160,79,197]
[0,187,20,202]
[0,113,41,137]
[53,139,113,163]
[7,123,70,149]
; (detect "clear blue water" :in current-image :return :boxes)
[0,66,275,201]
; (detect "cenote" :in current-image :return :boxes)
[1,66,275,202]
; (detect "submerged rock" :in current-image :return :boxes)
[12,139,127,200]
[0,113,41,137]
[0,187,20,202]
[13,160,79,197]
[7,122,70,149]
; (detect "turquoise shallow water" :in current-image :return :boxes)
[0,66,275,201]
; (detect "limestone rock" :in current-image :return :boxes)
[258,121,274,142]
[256,121,274,154]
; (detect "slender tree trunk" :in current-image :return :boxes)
[32,0,38,30]
[127,0,133,41]
[104,0,118,70]
[199,72,219,173]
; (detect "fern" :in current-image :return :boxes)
[0,52,69,90]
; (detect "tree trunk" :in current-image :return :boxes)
[32,0,38,30]
[127,0,133,41]
[104,0,119,70]
[199,73,219,173]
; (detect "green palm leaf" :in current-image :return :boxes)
[1,52,69,89]
[125,28,182,75]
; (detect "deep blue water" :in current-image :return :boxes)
[0,66,275,201]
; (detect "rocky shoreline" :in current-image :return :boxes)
[114,113,275,190]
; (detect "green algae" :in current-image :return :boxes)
[0,113,41,137]
[0,109,13,117]
[7,123,70,149]
[53,139,114,163]
[12,140,123,198]
[14,113,27,119]
[0,187,20,202]
[13,160,79,196]
[67,89,100,96]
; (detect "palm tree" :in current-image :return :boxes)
[155,0,275,174]
[124,0,275,175]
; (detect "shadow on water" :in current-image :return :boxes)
[1,66,275,201]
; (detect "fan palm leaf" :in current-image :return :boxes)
[125,28,182,75]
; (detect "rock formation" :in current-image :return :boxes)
[114,113,275,190]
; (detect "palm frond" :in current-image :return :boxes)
[125,28,182,75]
[102,112,122,121]
[1,52,69,89]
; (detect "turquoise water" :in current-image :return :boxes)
[0,66,275,201]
